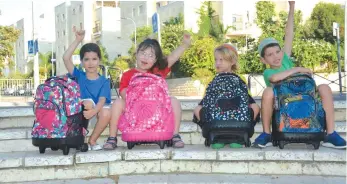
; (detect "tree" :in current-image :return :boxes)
[196,1,232,42]
[180,36,218,76]
[98,45,109,65]
[163,13,184,26]
[128,26,152,56]
[0,26,21,76]
[306,2,345,43]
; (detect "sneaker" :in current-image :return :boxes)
[229,143,243,148]
[322,131,346,149]
[88,144,102,151]
[211,143,225,149]
[252,132,272,148]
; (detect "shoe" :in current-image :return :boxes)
[252,132,272,148]
[229,143,243,148]
[322,131,346,149]
[88,143,102,151]
[211,143,225,149]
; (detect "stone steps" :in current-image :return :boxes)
[0,99,345,153]
[12,174,347,184]
[0,121,346,153]
[0,145,345,183]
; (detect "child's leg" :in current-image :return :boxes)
[171,97,184,148]
[318,84,346,149]
[103,99,125,150]
[252,87,273,148]
[261,87,274,134]
[193,105,203,121]
[317,84,334,134]
[88,108,111,146]
[250,103,260,121]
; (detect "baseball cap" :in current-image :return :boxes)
[257,38,280,56]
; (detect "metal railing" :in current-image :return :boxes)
[0,79,46,96]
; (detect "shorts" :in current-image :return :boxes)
[82,98,112,109]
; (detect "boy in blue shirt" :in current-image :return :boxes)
[63,27,111,150]
[253,1,346,149]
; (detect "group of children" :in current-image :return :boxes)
[63,1,346,151]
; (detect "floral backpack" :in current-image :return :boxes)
[31,74,84,138]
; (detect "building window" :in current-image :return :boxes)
[156,2,161,8]
[64,46,66,51]
[138,5,143,15]
[72,8,76,15]
[132,8,136,17]
[63,30,65,36]
[57,31,60,38]
[62,14,65,21]
[118,54,121,57]
[80,22,83,29]
[56,15,59,22]
[79,5,83,12]
[232,17,236,23]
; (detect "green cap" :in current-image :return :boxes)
[258,37,279,56]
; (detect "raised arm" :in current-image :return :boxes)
[167,33,191,68]
[283,1,295,56]
[63,27,85,74]
[268,67,312,83]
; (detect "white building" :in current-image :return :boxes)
[54,1,94,75]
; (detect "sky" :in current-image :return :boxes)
[0,0,65,26]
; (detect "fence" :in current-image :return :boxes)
[0,79,46,97]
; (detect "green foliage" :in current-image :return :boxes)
[306,2,345,43]
[164,13,184,26]
[180,37,218,76]
[99,45,109,65]
[192,68,214,87]
[0,26,21,76]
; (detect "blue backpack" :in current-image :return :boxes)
[273,74,325,133]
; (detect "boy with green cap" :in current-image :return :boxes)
[253,1,346,149]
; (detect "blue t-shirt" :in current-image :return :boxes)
[73,67,111,105]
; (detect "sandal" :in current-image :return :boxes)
[103,137,117,150]
[172,134,185,148]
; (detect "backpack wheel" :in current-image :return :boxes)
[80,143,89,152]
[166,140,173,147]
[279,141,285,149]
[51,146,59,151]
[39,146,46,154]
[159,141,165,149]
[204,138,211,147]
[62,146,70,155]
[313,142,320,150]
[272,140,279,147]
[127,142,135,150]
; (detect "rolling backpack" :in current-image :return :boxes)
[118,73,174,149]
[32,74,88,155]
[200,73,254,147]
[272,74,325,149]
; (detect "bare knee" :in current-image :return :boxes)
[97,108,111,120]
[262,87,274,100]
[83,101,94,110]
[318,84,332,93]
[111,99,125,112]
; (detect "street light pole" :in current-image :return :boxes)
[32,0,39,90]
[121,17,136,49]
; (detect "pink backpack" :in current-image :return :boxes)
[119,73,174,142]
[32,75,84,139]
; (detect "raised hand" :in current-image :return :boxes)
[73,26,85,42]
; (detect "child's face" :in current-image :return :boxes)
[214,51,234,73]
[136,47,156,71]
[261,46,283,68]
[82,51,100,73]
